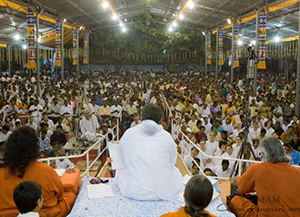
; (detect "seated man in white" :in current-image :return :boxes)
[79,109,102,142]
[115,103,183,201]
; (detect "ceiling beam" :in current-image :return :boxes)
[90,13,203,31]
[196,0,232,23]
[63,0,101,25]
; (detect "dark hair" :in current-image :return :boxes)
[142,103,162,124]
[41,129,47,134]
[13,180,42,214]
[184,175,213,217]
[220,130,228,136]
[2,125,9,132]
[238,131,245,137]
[56,125,63,130]
[0,126,39,178]
[288,126,294,130]
[203,168,212,173]
[196,120,202,126]
[194,158,200,165]
[40,122,46,128]
[260,128,267,134]
[219,141,226,149]
[222,159,229,165]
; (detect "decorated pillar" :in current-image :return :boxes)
[55,20,62,67]
[27,9,36,69]
[233,22,239,67]
[206,32,212,65]
[257,8,267,70]
[73,26,78,66]
[83,32,88,64]
[218,27,224,66]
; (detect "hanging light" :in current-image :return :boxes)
[102,1,108,9]
[173,22,177,27]
[274,35,281,43]
[238,40,243,46]
[179,14,184,20]
[122,27,126,32]
[14,33,20,40]
[202,31,205,36]
[63,18,67,22]
[227,18,231,24]
[113,14,117,20]
[22,44,27,49]
[188,1,195,9]
[168,26,173,32]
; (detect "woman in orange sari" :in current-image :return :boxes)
[0,126,76,217]
[161,175,216,217]
[225,101,237,126]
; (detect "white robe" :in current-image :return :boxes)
[115,120,183,201]
[80,115,101,142]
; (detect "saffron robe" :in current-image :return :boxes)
[0,161,76,217]
[230,162,300,217]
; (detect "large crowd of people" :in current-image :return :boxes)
[0,68,300,216]
[0,69,299,169]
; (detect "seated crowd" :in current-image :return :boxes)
[0,68,299,217]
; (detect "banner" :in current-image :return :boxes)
[72,27,77,65]
[27,9,36,69]
[233,22,239,67]
[83,32,88,64]
[206,32,211,65]
[55,20,62,67]
[218,27,224,65]
[257,8,267,69]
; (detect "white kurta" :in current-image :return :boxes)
[115,120,183,201]
[56,158,75,169]
[80,115,101,142]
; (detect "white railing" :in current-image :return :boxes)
[160,92,174,135]
[175,128,300,178]
[160,95,300,180]
[37,131,110,177]
[37,89,134,178]
[174,129,260,179]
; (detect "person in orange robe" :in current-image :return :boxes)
[0,126,76,217]
[161,175,216,217]
[229,136,300,217]
[224,101,237,126]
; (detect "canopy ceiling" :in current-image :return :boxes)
[0,0,299,46]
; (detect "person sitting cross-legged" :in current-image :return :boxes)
[115,103,183,201]
[78,109,102,143]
